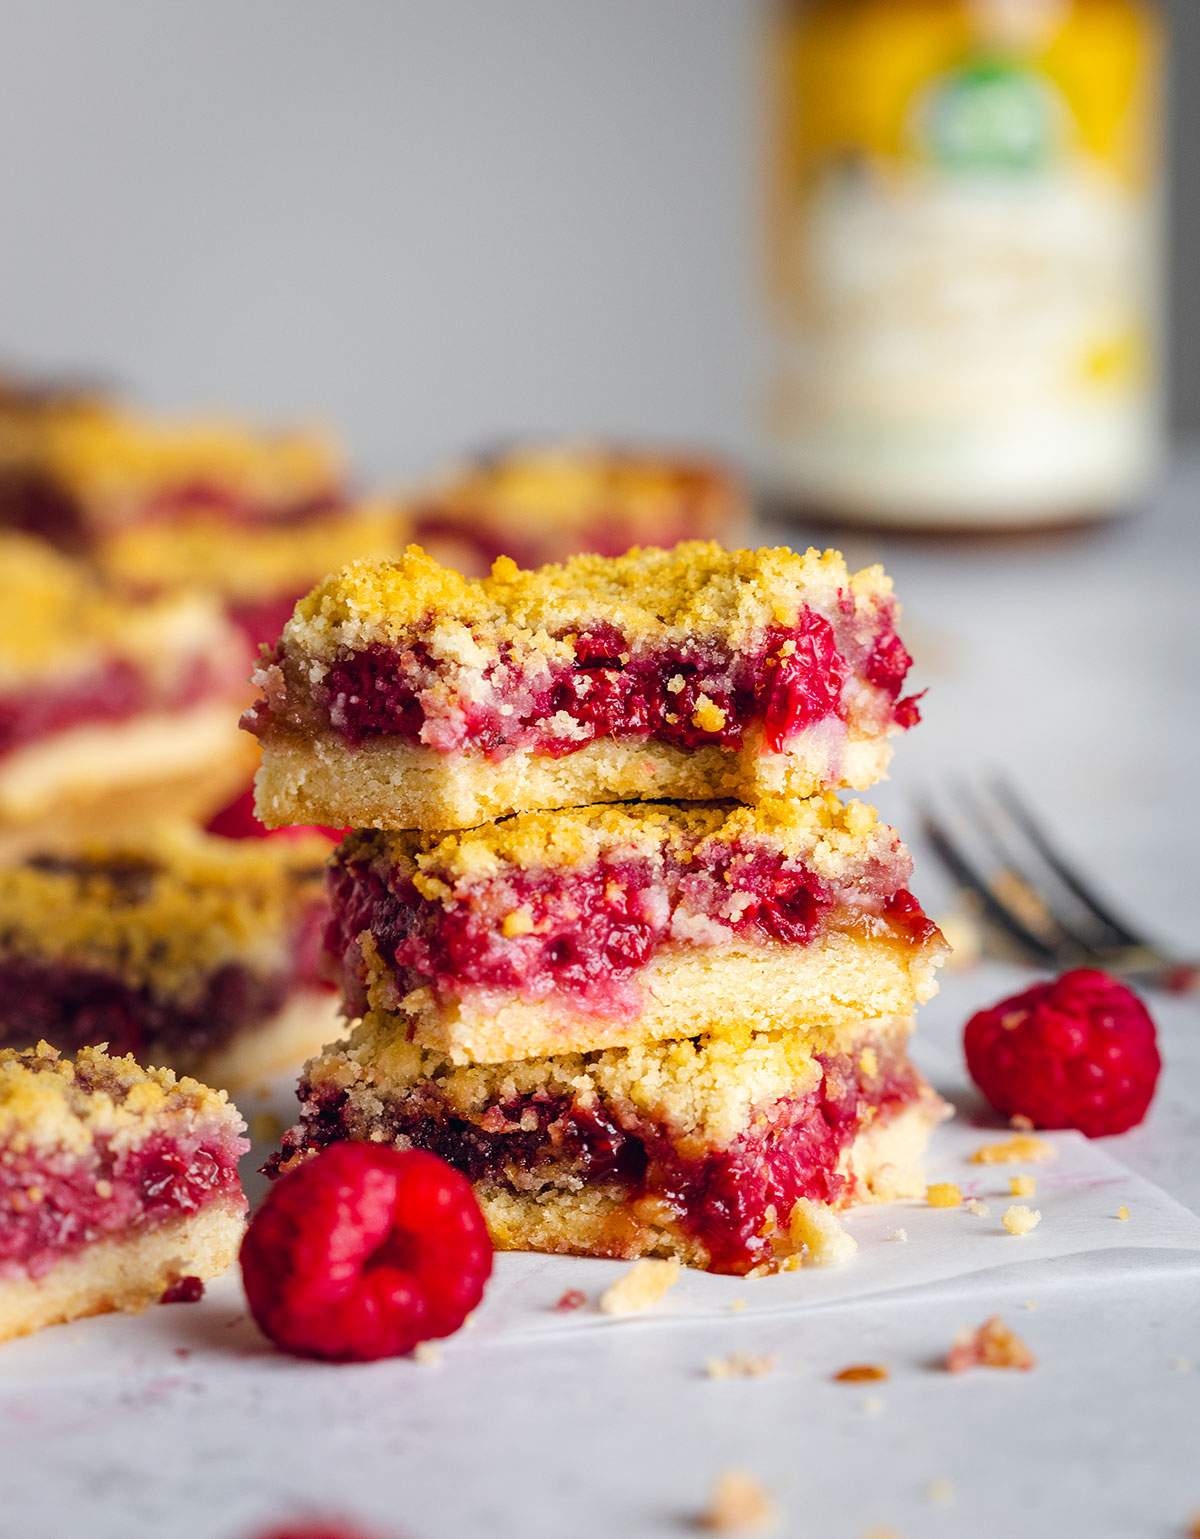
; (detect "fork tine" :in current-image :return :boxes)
[986,775,1144,949]
[954,779,1112,961]
[916,800,1063,967]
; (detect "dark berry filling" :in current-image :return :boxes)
[249,604,916,758]
[0,1126,246,1280]
[327,843,925,1018]
[0,899,330,1064]
[282,1045,921,1275]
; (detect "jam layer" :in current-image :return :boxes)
[269,611,915,760]
[0,1127,246,1279]
[280,1038,923,1275]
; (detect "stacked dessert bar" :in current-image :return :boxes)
[257,540,947,1274]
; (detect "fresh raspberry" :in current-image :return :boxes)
[964,969,1161,1137]
[240,1143,492,1361]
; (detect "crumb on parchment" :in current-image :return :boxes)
[697,1471,779,1532]
[947,1316,1035,1373]
[599,1257,680,1316]
[1002,1204,1042,1237]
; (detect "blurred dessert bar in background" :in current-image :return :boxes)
[248,541,921,832]
[410,443,746,573]
[0,370,344,549]
[96,496,408,651]
[276,1011,945,1276]
[0,1042,247,1342]
[326,797,946,1063]
[0,534,255,852]
[0,826,339,1091]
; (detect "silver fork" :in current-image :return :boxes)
[916,775,1197,994]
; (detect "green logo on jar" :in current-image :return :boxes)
[916,58,1065,174]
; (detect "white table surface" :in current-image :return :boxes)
[4,463,1199,1539]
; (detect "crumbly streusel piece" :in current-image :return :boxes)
[0,1042,247,1342]
[326,797,946,1062]
[0,825,340,1089]
[273,1013,948,1275]
[248,541,921,831]
[409,443,746,574]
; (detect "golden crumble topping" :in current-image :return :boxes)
[287,539,894,658]
[341,793,904,899]
[0,1041,241,1156]
[1001,1203,1041,1236]
[0,826,329,1002]
[926,1182,963,1209]
[36,408,343,515]
[97,499,409,601]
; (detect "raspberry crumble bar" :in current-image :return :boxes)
[0,827,339,1089]
[326,796,947,1063]
[0,534,255,848]
[410,443,746,574]
[0,386,344,550]
[248,541,921,831]
[0,1042,247,1342]
[275,1013,946,1274]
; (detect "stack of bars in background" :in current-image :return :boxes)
[257,540,949,1275]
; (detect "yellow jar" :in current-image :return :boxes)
[765,0,1164,529]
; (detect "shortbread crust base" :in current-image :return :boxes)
[476,1093,946,1268]
[255,728,894,832]
[0,1197,245,1344]
[373,928,945,1064]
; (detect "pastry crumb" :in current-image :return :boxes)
[1116,1204,1131,1221]
[1172,1356,1194,1374]
[1010,1113,1035,1130]
[834,1364,889,1383]
[728,1297,747,1313]
[862,1394,886,1418]
[970,1133,1054,1165]
[964,1198,989,1217]
[553,1288,588,1312]
[705,1352,777,1381]
[888,1227,908,1243]
[412,1342,442,1367]
[1002,1203,1042,1237]
[926,1182,962,1209]
[599,1257,681,1316]
[860,1528,906,1539]
[788,1199,858,1266]
[947,1315,1035,1373]
[925,1476,955,1508]
[1009,1174,1037,1197]
[697,1470,778,1532]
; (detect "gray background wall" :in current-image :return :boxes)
[0,1,1193,482]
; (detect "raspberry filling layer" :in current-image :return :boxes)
[249,608,919,759]
[283,1044,922,1275]
[0,1124,247,1280]
[0,900,330,1064]
[0,653,238,760]
[327,841,934,1019]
